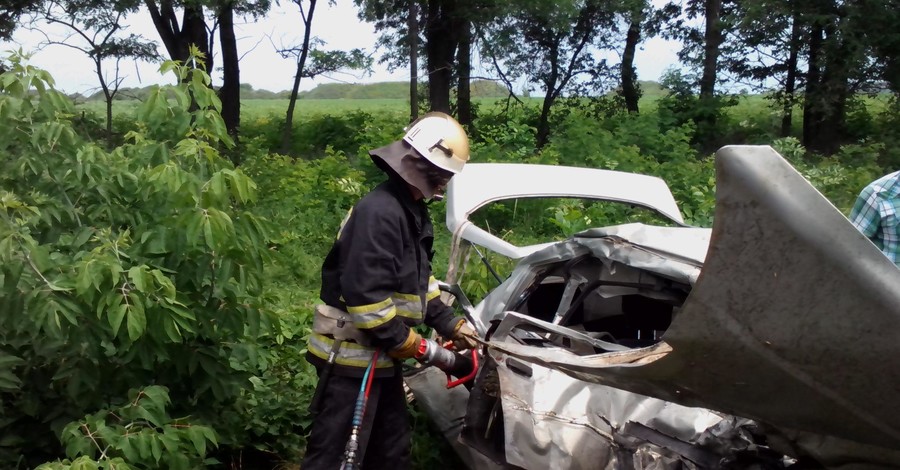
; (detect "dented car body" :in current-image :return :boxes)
[404,146,900,469]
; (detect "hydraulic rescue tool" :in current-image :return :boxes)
[339,340,478,469]
[414,336,478,389]
[339,282,483,468]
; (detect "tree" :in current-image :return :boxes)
[482,0,619,148]
[145,1,211,70]
[217,1,240,142]
[699,0,722,103]
[656,0,736,146]
[356,0,421,119]
[357,0,479,119]
[35,0,158,146]
[800,0,873,154]
[858,0,900,93]
[455,7,472,124]
[278,0,371,155]
[279,0,319,156]
[145,0,273,147]
[619,0,648,113]
[424,0,464,113]
[0,0,42,41]
[718,0,811,138]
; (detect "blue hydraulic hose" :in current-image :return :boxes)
[340,349,379,470]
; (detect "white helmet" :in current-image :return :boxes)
[403,112,469,174]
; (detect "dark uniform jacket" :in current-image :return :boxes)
[306,177,460,377]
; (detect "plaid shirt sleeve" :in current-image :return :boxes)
[850,171,900,266]
[850,185,882,241]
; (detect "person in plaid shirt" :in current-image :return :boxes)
[849,170,900,267]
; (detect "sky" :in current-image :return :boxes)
[2,2,683,96]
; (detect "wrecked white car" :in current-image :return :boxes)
[405,145,900,470]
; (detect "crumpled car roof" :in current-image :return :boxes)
[444,162,686,259]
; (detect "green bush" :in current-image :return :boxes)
[0,50,275,468]
[36,386,218,470]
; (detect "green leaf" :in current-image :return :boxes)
[70,456,99,470]
[185,211,204,247]
[202,213,215,250]
[199,427,218,448]
[128,266,149,292]
[187,426,207,456]
[141,385,171,408]
[208,172,226,203]
[150,433,162,462]
[0,370,22,391]
[135,431,151,460]
[107,301,126,337]
[72,228,94,248]
[126,297,146,341]
[52,296,79,326]
[159,429,180,453]
[163,319,182,342]
[150,270,176,302]
[118,434,139,462]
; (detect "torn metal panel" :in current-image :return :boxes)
[576,224,711,285]
[489,311,672,368]
[491,349,776,470]
[473,239,590,325]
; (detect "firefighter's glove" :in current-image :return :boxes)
[388,329,423,359]
[450,319,478,351]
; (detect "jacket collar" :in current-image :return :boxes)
[382,176,427,233]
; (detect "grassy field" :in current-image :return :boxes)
[76,96,539,119]
[74,93,892,147]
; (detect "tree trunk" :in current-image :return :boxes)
[781,12,801,137]
[219,2,241,153]
[104,88,113,149]
[807,18,850,155]
[456,19,472,125]
[802,18,824,149]
[699,0,721,101]
[620,12,641,113]
[425,0,457,113]
[281,0,318,155]
[92,53,114,148]
[536,48,560,150]
[408,0,418,122]
[145,1,211,71]
[535,89,556,150]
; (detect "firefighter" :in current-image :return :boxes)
[302,112,478,470]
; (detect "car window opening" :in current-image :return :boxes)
[506,256,689,354]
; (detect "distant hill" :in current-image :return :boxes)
[637,80,665,97]
[77,79,663,101]
[81,84,290,101]
[298,80,509,100]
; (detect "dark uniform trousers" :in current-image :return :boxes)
[301,366,411,470]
